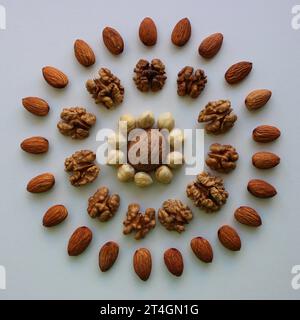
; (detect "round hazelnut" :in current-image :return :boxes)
[107,150,125,166]
[169,128,184,148]
[134,172,153,187]
[155,166,173,184]
[157,112,175,131]
[117,164,135,182]
[167,151,184,169]
[136,111,155,129]
[107,132,126,150]
[119,114,136,132]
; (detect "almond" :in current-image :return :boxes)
[234,206,262,227]
[247,179,277,198]
[139,17,157,46]
[99,241,119,272]
[43,205,68,227]
[42,66,69,88]
[245,89,272,110]
[22,97,49,116]
[133,248,152,281]
[252,125,281,143]
[26,173,55,193]
[164,248,184,277]
[218,225,241,251]
[171,18,191,47]
[198,33,223,58]
[225,61,252,84]
[74,39,95,67]
[67,226,92,256]
[252,151,280,169]
[20,136,49,154]
[102,27,124,55]
[190,237,213,263]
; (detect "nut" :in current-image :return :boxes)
[107,150,125,166]
[22,97,50,116]
[155,166,173,184]
[171,17,191,47]
[99,241,119,272]
[218,225,241,251]
[117,164,135,182]
[252,125,281,143]
[139,17,157,46]
[169,129,184,148]
[136,111,155,129]
[134,172,153,187]
[198,32,223,58]
[102,26,124,55]
[164,248,184,277]
[190,237,213,263]
[247,179,277,198]
[252,151,280,169]
[157,112,175,131]
[133,248,152,281]
[74,39,95,67]
[27,173,55,193]
[42,205,68,227]
[166,151,184,169]
[119,114,136,132]
[245,89,272,110]
[20,136,49,154]
[42,66,69,88]
[234,206,262,227]
[67,226,92,256]
[225,61,253,84]
[87,187,120,222]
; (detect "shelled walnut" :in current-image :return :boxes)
[86,68,124,109]
[186,171,228,212]
[198,100,237,134]
[158,199,193,233]
[177,66,207,98]
[133,59,167,92]
[123,203,156,239]
[57,107,96,139]
[206,143,239,173]
[87,187,120,222]
[64,150,100,186]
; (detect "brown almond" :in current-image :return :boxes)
[190,237,213,263]
[252,125,281,143]
[225,61,252,84]
[252,151,280,169]
[139,17,157,46]
[26,173,55,193]
[133,248,152,281]
[99,241,119,272]
[247,179,277,198]
[74,39,95,67]
[245,89,272,110]
[234,206,262,227]
[218,225,241,251]
[102,27,124,55]
[20,136,49,154]
[171,18,191,47]
[43,205,68,227]
[22,97,49,116]
[198,33,223,58]
[42,66,69,88]
[164,248,184,277]
[67,226,92,256]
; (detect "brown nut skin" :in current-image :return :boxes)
[99,241,119,272]
[198,33,223,58]
[218,225,241,251]
[190,237,213,263]
[171,18,191,47]
[225,61,252,84]
[20,136,49,154]
[74,39,96,67]
[234,206,262,227]
[245,89,272,110]
[133,248,152,281]
[247,179,277,198]
[67,226,92,256]
[42,66,69,89]
[164,248,184,277]
[252,152,280,169]
[42,205,68,227]
[102,27,124,55]
[26,173,55,193]
[139,17,157,46]
[22,97,50,116]
[252,125,281,143]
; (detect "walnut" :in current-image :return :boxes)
[87,187,120,222]
[86,68,124,109]
[186,171,229,212]
[198,100,237,134]
[133,59,167,92]
[64,150,100,186]
[123,203,156,239]
[206,143,239,173]
[158,199,193,233]
[177,66,207,98]
[57,107,96,139]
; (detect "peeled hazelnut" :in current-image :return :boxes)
[107,132,126,149]
[107,150,125,166]
[117,164,135,182]
[134,172,153,187]
[155,166,173,184]
[169,128,184,148]
[167,151,184,169]
[137,111,155,129]
[119,114,136,132]
[157,112,175,131]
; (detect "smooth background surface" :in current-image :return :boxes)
[0,0,299,299]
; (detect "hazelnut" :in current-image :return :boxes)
[119,114,136,132]
[107,150,125,166]
[136,111,155,129]
[107,132,126,150]
[157,112,175,131]
[134,172,153,187]
[167,151,184,169]
[169,128,184,148]
[155,166,173,184]
[117,164,135,182]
